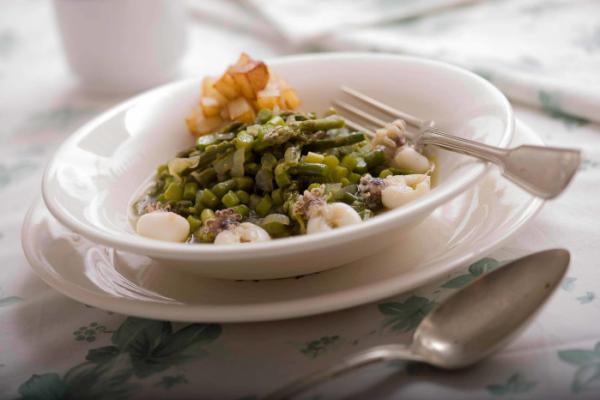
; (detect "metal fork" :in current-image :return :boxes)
[333,86,581,200]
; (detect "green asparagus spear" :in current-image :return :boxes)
[304,132,365,152]
[196,142,235,169]
[295,116,345,133]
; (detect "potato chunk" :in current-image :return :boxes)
[230,55,270,99]
[200,96,221,117]
[256,81,281,110]
[202,77,227,105]
[232,73,255,100]
[239,61,269,93]
[227,97,256,124]
[186,53,301,136]
[282,88,301,109]
[213,72,240,100]
[186,106,223,136]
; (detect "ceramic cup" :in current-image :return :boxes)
[53,0,188,93]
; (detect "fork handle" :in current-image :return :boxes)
[420,128,581,199]
[263,344,420,400]
[420,128,508,164]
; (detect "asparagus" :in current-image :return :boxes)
[288,163,329,177]
[304,132,365,152]
[295,116,345,133]
[253,125,300,151]
[140,108,430,244]
[196,142,235,169]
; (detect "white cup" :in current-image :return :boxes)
[53,0,188,93]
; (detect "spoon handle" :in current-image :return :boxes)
[263,344,420,400]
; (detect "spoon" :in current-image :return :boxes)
[265,249,569,399]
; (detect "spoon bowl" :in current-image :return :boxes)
[413,248,569,368]
[266,249,569,399]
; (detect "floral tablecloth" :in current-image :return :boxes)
[2,1,600,399]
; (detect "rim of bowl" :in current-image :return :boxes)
[42,52,514,260]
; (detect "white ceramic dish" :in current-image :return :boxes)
[41,53,513,280]
[27,121,540,322]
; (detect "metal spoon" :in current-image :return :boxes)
[265,249,569,399]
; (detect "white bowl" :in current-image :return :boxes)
[42,53,513,280]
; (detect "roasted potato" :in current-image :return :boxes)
[256,81,281,110]
[201,77,227,104]
[188,53,300,135]
[200,96,221,117]
[227,97,256,124]
[213,72,240,100]
[186,106,223,136]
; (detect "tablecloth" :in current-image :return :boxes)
[2,1,600,399]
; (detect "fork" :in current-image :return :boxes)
[333,86,581,200]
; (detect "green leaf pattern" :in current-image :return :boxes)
[559,341,600,393]
[298,336,341,358]
[441,258,500,289]
[18,374,67,400]
[486,373,537,396]
[0,286,23,307]
[378,296,436,332]
[576,292,595,304]
[538,91,590,127]
[17,318,222,400]
[73,322,110,343]
[0,295,22,307]
[0,160,38,190]
[561,277,577,291]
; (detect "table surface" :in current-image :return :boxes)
[2,1,600,399]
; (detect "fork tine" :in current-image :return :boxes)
[341,117,375,137]
[341,86,424,128]
[333,100,388,128]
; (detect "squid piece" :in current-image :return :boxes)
[136,211,190,242]
[306,202,361,234]
[214,222,271,244]
[381,174,431,209]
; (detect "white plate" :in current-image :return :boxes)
[23,120,541,322]
[41,53,513,279]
